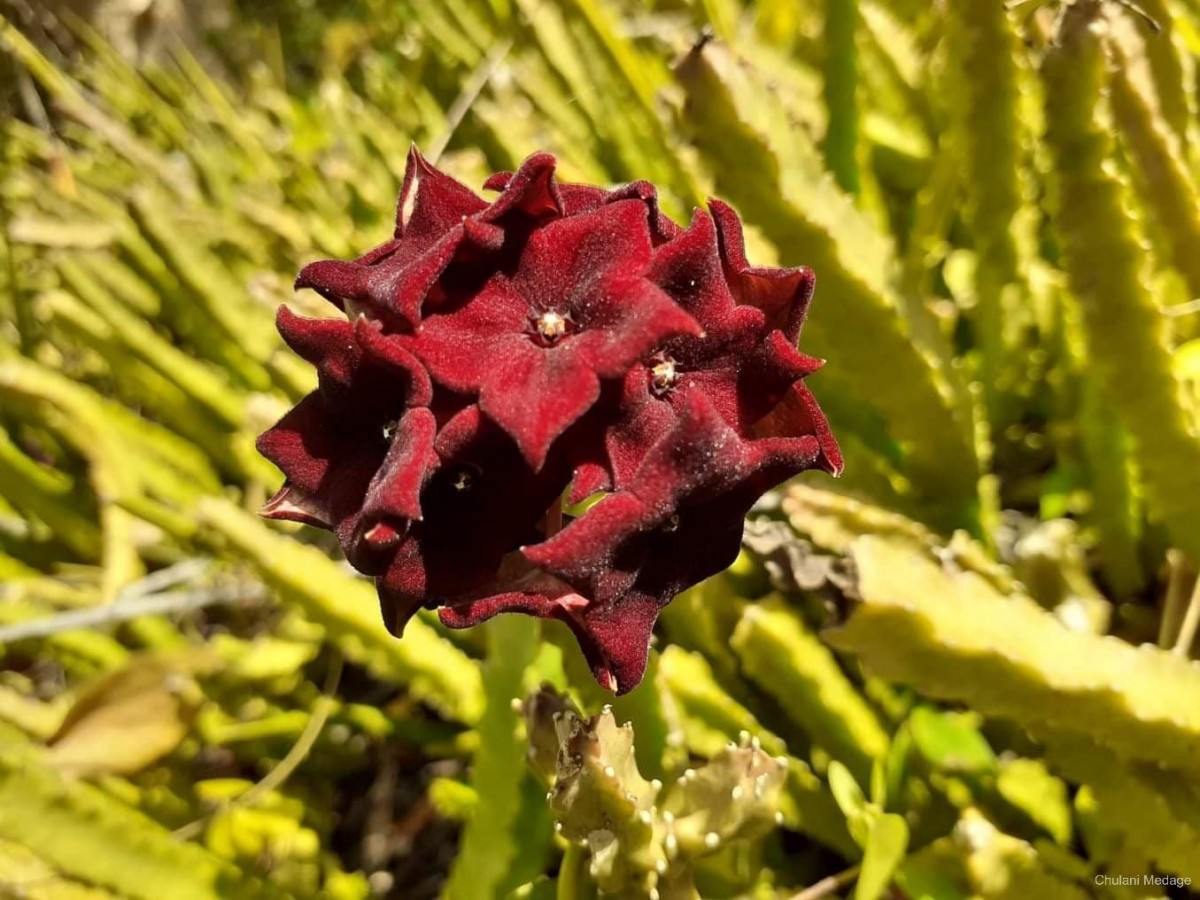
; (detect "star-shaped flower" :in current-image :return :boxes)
[571,208,840,497]
[259,150,841,695]
[375,405,570,635]
[256,309,431,555]
[442,391,823,692]
[408,198,701,469]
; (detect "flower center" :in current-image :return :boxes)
[533,310,569,345]
[451,469,474,492]
[662,513,681,533]
[381,419,398,442]
[649,356,679,396]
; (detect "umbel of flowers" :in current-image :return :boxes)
[257,149,841,694]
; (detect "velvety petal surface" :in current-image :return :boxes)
[259,150,840,695]
[710,198,816,343]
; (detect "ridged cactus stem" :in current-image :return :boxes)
[944,0,1035,433]
[1041,0,1200,561]
[524,688,787,898]
[557,842,587,900]
[1118,0,1194,150]
[822,0,861,194]
[1108,29,1200,304]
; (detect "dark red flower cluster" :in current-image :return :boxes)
[258,149,841,694]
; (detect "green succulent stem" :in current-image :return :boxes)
[557,842,588,900]
[1041,0,1200,560]
[822,0,861,194]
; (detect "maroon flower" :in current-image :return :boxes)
[257,308,432,554]
[258,149,840,694]
[406,198,702,469]
[569,207,840,498]
[442,392,826,691]
[374,405,570,634]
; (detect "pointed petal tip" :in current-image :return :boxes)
[795,265,817,300]
[274,303,297,328]
[260,484,332,529]
[377,579,425,638]
[482,171,513,192]
[363,520,404,550]
[462,216,504,249]
[295,258,333,288]
[706,196,734,216]
[405,144,438,177]
[520,149,558,170]
[685,206,715,230]
[480,151,564,223]
[821,443,845,478]
[294,259,364,304]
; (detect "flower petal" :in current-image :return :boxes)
[513,199,654,310]
[275,306,359,396]
[606,180,681,245]
[256,393,345,495]
[599,368,677,489]
[478,151,563,226]
[749,382,843,476]
[376,575,430,638]
[361,407,439,532]
[437,582,661,695]
[480,344,602,470]
[294,259,371,312]
[396,146,487,247]
[365,226,464,326]
[296,226,463,329]
[354,317,433,407]
[261,482,332,529]
[710,197,816,342]
[567,272,703,379]
[410,276,533,393]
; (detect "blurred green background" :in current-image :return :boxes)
[1,0,1199,897]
